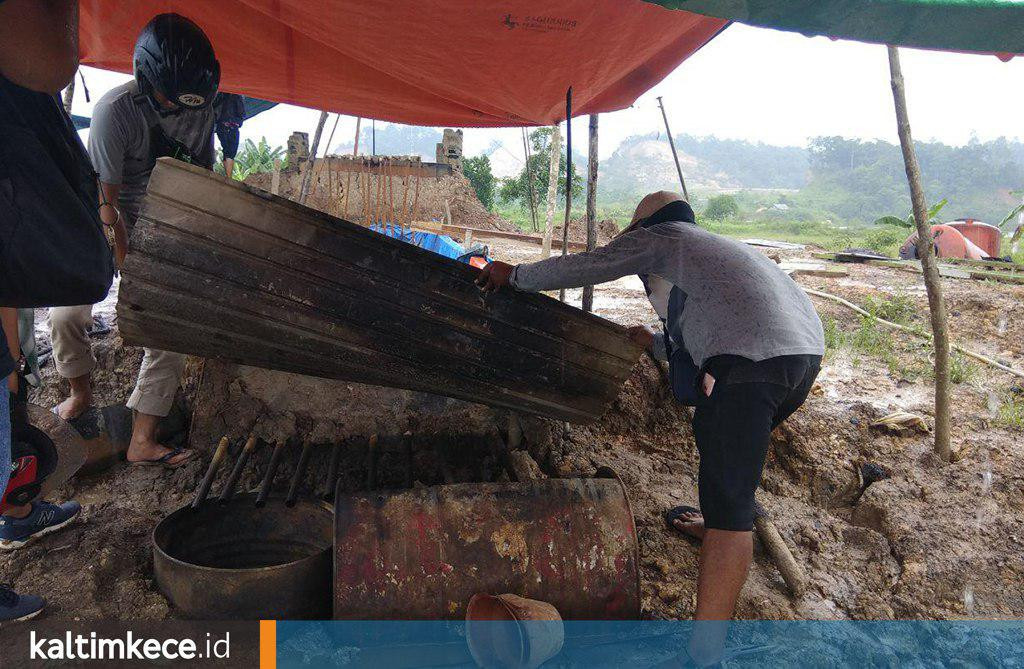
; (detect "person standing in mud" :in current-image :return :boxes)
[50,13,220,469]
[477,191,824,658]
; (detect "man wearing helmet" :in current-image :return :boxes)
[50,13,220,468]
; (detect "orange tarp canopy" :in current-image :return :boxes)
[80,1,726,127]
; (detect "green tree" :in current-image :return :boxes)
[215,137,289,180]
[499,127,582,210]
[703,194,739,221]
[463,155,496,211]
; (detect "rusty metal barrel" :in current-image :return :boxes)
[153,493,334,620]
[333,478,640,619]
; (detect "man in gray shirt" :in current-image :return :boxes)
[478,190,824,632]
[50,14,219,468]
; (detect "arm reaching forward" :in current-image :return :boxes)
[477,228,660,293]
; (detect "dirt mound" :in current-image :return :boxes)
[551,217,620,245]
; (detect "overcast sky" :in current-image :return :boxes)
[73,23,1024,176]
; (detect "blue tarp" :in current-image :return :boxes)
[370,222,464,260]
[370,222,488,265]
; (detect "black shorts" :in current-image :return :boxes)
[692,354,821,532]
[216,123,240,160]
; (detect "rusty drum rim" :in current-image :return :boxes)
[594,466,642,612]
[152,494,334,575]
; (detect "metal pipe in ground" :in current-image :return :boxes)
[323,441,343,501]
[256,441,286,507]
[286,440,314,507]
[191,436,230,510]
[219,435,257,504]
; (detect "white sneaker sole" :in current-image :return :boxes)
[0,510,80,551]
[1,606,43,625]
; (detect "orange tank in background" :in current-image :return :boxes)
[949,219,1001,257]
[900,224,988,260]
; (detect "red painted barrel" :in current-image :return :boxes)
[333,479,641,619]
[950,219,1001,257]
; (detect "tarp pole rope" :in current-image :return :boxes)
[559,86,573,303]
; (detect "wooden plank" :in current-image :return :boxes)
[779,261,849,278]
[117,159,642,423]
[937,256,1024,272]
[440,224,589,252]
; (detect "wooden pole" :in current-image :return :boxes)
[342,118,361,219]
[559,88,573,303]
[401,174,411,227]
[887,45,951,461]
[522,127,540,233]
[411,175,421,225]
[299,110,329,205]
[270,159,282,195]
[542,124,561,258]
[656,96,690,202]
[582,114,599,313]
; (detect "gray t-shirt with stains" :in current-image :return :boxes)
[88,80,214,226]
[510,222,825,367]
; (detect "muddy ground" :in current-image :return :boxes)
[7,238,1023,622]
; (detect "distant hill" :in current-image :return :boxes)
[598,133,808,201]
[597,133,1024,225]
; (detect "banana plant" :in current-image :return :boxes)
[873,198,947,228]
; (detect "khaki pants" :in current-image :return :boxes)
[49,305,184,417]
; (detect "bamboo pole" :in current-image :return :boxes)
[299,110,329,205]
[542,124,561,258]
[411,175,421,225]
[582,113,599,313]
[803,287,1024,380]
[374,162,382,224]
[522,127,540,233]
[887,45,951,460]
[656,96,689,202]
[270,159,282,195]
[559,88,574,303]
[388,160,396,224]
[401,174,411,227]
[343,118,362,220]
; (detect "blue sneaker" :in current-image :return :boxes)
[0,585,44,623]
[0,501,82,550]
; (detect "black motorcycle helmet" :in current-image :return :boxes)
[133,13,220,115]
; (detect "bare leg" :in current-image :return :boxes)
[54,373,92,420]
[126,412,189,465]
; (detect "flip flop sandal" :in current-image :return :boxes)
[131,447,195,469]
[665,505,703,541]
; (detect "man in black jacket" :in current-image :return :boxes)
[0,0,110,623]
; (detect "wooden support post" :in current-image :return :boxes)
[411,175,421,225]
[582,113,599,313]
[559,89,573,303]
[522,127,540,233]
[270,159,282,195]
[656,96,690,202]
[299,110,329,205]
[887,45,951,461]
[542,124,561,258]
[343,118,362,219]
